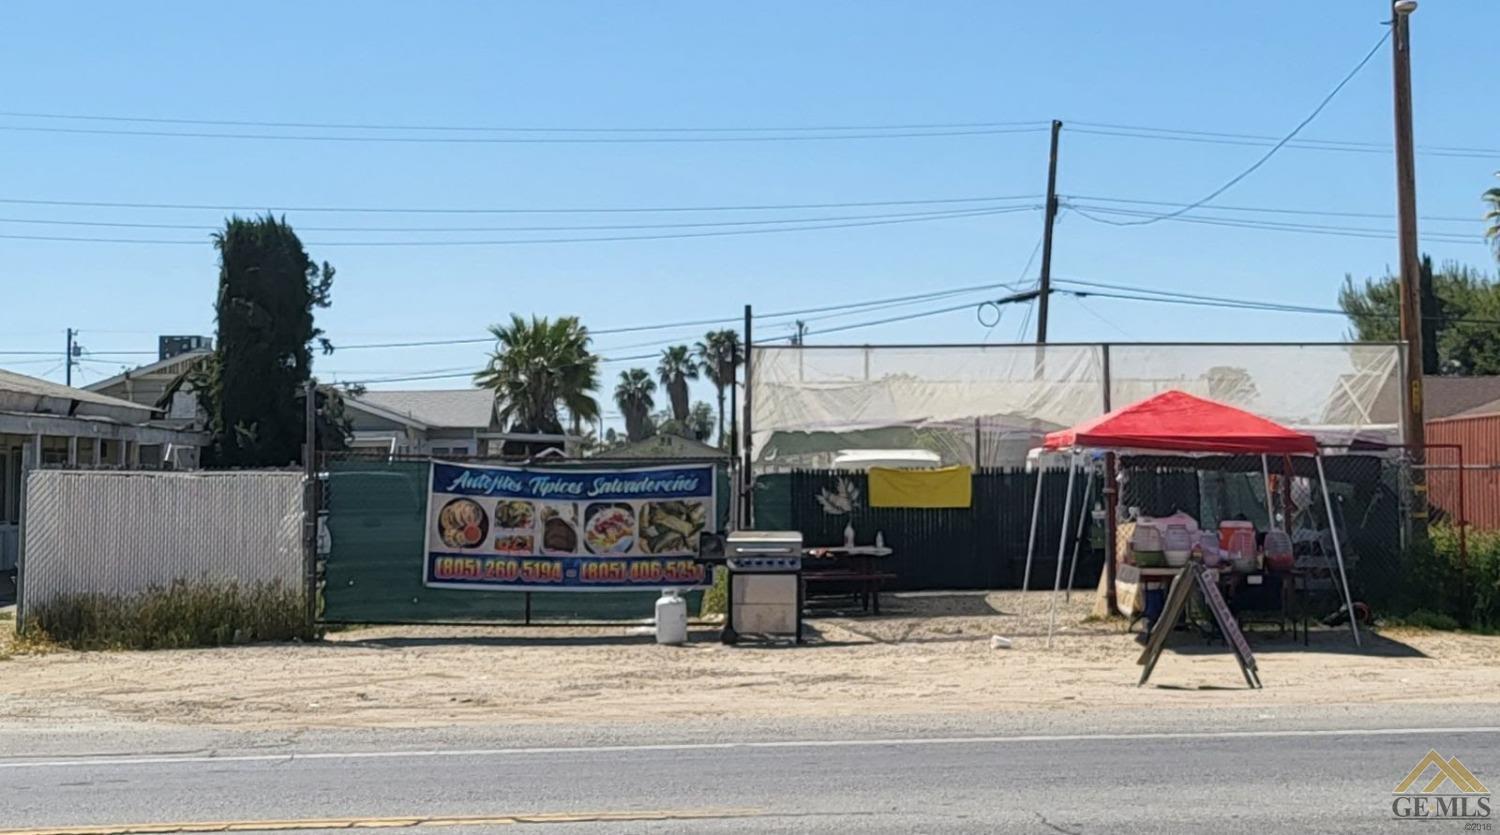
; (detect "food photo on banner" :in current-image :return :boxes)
[424,461,716,591]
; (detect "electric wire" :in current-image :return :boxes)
[0,205,1034,247]
[1081,30,1391,227]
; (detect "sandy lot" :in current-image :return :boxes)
[2,592,1497,731]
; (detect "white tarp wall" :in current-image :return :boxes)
[750,343,1402,470]
[20,470,304,609]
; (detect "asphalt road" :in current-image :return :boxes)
[3,719,1496,834]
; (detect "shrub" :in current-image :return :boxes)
[23,579,311,650]
[699,569,728,619]
[1363,522,1500,630]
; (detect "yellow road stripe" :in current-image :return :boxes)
[0,809,760,835]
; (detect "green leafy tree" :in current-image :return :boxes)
[198,214,338,467]
[1339,255,1500,375]
[687,400,715,442]
[475,315,599,454]
[614,368,657,442]
[695,329,744,451]
[656,345,698,423]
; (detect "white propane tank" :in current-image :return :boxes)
[655,589,688,645]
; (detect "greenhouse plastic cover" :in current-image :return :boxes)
[749,343,1402,469]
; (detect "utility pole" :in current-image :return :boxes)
[1392,0,1427,531]
[1035,119,1062,343]
[65,328,77,387]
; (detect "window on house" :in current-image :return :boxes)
[41,437,70,466]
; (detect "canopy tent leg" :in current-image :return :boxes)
[1315,454,1361,647]
[1021,462,1047,595]
[1261,454,1276,531]
[1047,453,1079,648]
[1065,467,1094,602]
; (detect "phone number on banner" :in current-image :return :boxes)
[427,554,707,589]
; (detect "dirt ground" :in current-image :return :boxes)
[2,591,1497,731]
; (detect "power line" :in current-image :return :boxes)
[0,205,1032,247]
[1068,294,1131,338]
[0,204,1038,234]
[0,193,1041,215]
[335,278,1038,352]
[0,122,1049,144]
[340,351,663,386]
[1013,290,1037,343]
[0,110,1049,134]
[1066,123,1500,161]
[1065,195,1481,224]
[13,107,1500,158]
[1065,202,1484,244]
[1053,277,1500,326]
[1085,29,1391,227]
[982,233,1045,342]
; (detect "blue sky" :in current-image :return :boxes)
[2,0,1497,412]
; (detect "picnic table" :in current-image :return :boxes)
[801,545,896,614]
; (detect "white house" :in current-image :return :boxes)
[343,389,580,458]
[84,348,212,432]
[0,369,205,570]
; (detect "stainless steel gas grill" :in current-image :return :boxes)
[722,530,804,644]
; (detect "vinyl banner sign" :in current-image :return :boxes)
[424,461,715,591]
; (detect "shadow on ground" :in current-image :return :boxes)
[324,621,871,650]
[1160,625,1426,658]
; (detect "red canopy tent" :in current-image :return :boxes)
[1025,390,1358,648]
[1041,390,1318,456]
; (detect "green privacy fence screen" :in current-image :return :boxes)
[754,469,1101,591]
[321,459,728,624]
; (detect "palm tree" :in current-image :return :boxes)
[1485,174,1500,258]
[695,329,744,452]
[656,344,698,423]
[614,368,657,442]
[475,315,599,454]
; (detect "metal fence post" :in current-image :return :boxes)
[13,448,32,632]
[303,380,318,636]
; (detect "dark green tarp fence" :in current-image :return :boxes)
[754,468,1101,591]
[321,459,728,624]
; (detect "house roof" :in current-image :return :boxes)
[0,368,158,423]
[347,389,495,430]
[1442,395,1500,420]
[1424,376,1500,420]
[1326,373,1500,425]
[594,433,729,460]
[83,349,211,393]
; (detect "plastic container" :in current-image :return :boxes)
[1198,531,1223,568]
[1219,520,1256,553]
[1263,530,1294,572]
[654,589,687,645]
[1163,524,1192,567]
[1131,524,1166,568]
[1224,529,1257,573]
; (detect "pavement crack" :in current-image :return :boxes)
[1035,811,1083,835]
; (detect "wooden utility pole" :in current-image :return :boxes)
[1035,119,1062,343]
[1392,1,1428,529]
[64,328,75,387]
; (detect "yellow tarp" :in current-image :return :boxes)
[868,466,973,508]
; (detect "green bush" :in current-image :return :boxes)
[699,569,728,619]
[24,579,311,650]
[1363,523,1500,630]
